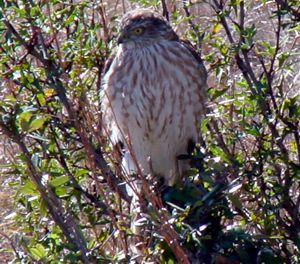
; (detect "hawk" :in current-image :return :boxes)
[101,9,207,186]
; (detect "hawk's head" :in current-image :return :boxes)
[117,9,178,45]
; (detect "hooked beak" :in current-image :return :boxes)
[117,33,126,44]
[117,33,128,45]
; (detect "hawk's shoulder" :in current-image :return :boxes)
[179,39,203,65]
[179,39,207,77]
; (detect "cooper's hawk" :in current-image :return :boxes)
[101,9,207,186]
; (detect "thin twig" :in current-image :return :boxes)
[161,0,169,21]
[182,0,205,52]
[0,122,90,264]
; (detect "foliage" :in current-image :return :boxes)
[0,0,300,263]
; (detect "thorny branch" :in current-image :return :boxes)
[2,13,130,256]
[210,0,300,243]
[0,122,90,264]
[4,16,129,201]
[182,0,205,53]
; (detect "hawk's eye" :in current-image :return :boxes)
[132,27,144,35]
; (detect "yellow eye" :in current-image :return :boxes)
[133,27,144,35]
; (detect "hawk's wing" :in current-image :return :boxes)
[178,39,208,150]
[180,39,207,80]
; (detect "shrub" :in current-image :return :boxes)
[0,0,299,263]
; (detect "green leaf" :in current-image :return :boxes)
[278,52,290,67]
[29,244,46,260]
[209,86,230,100]
[20,180,38,195]
[64,10,77,26]
[36,93,46,106]
[257,41,276,56]
[54,186,68,197]
[49,175,69,187]
[29,117,47,132]
[40,199,48,217]
[74,168,89,177]
[19,111,33,122]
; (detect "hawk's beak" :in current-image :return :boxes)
[117,34,125,44]
[117,37,123,44]
[117,32,129,44]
